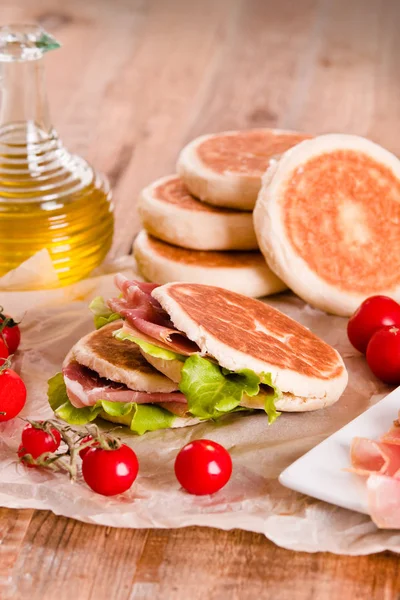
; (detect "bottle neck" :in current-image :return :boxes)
[0,56,53,144]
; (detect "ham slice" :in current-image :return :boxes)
[125,317,199,353]
[108,275,200,355]
[108,290,173,326]
[367,474,400,529]
[114,275,166,317]
[349,437,400,477]
[349,418,400,529]
[115,273,159,301]
[121,322,199,356]
[63,362,187,409]
[108,297,174,329]
[108,276,188,344]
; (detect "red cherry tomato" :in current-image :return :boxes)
[79,435,99,459]
[0,368,26,422]
[0,338,9,366]
[0,314,21,354]
[21,423,61,458]
[347,296,400,354]
[174,439,232,495]
[366,326,400,384]
[82,444,139,496]
[18,424,61,467]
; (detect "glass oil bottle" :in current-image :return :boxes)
[0,25,114,285]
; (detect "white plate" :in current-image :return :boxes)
[279,387,400,515]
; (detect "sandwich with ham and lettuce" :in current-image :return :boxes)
[48,275,348,434]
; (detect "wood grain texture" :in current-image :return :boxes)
[0,508,34,596]
[2,0,400,598]
[2,513,400,600]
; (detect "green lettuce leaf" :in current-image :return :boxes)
[47,373,176,434]
[98,403,176,435]
[264,395,281,425]
[180,355,264,420]
[101,403,176,435]
[89,296,121,329]
[179,356,281,423]
[260,372,282,425]
[114,328,185,361]
[113,334,280,425]
[48,373,103,424]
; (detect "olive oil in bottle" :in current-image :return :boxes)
[0,25,114,286]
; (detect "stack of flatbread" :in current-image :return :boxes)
[135,129,400,316]
[134,129,310,298]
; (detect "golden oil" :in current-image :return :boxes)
[0,25,114,286]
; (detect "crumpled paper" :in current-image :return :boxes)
[1,252,400,556]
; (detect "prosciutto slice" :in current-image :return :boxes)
[349,419,400,529]
[367,474,400,529]
[63,362,187,409]
[121,322,199,356]
[114,275,166,316]
[349,437,400,477]
[109,275,200,355]
[115,273,159,301]
[108,297,172,328]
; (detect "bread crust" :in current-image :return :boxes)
[133,230,287,298]
[70,322,179,393]
[152,283,348,408]
[177,129,311,210]
[138,175,258,250]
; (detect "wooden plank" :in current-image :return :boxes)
[4,516,400,600]
[7,511,149,600]
[366,0,400,153]
[0,509,34,599]
[282,0,400,151]
[89,0,240,257]
[131,527,400,600]
[184,0,322,136]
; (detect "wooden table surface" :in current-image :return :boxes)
[2,0,400,598]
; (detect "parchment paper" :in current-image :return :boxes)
[1,252,399,556]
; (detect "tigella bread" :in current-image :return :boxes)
[254,134,400,316]
[133,230,286,298]
[138,175,258,251]
[48,276,348,434]
[177,128,311,210]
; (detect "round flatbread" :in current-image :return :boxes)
[254,134,400,316]
[63,322,201,430]
[177,128,311,210]
[138,175,258,250]
[152,282,348,409]
[69,321,178,393]
[133,230,286,298]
